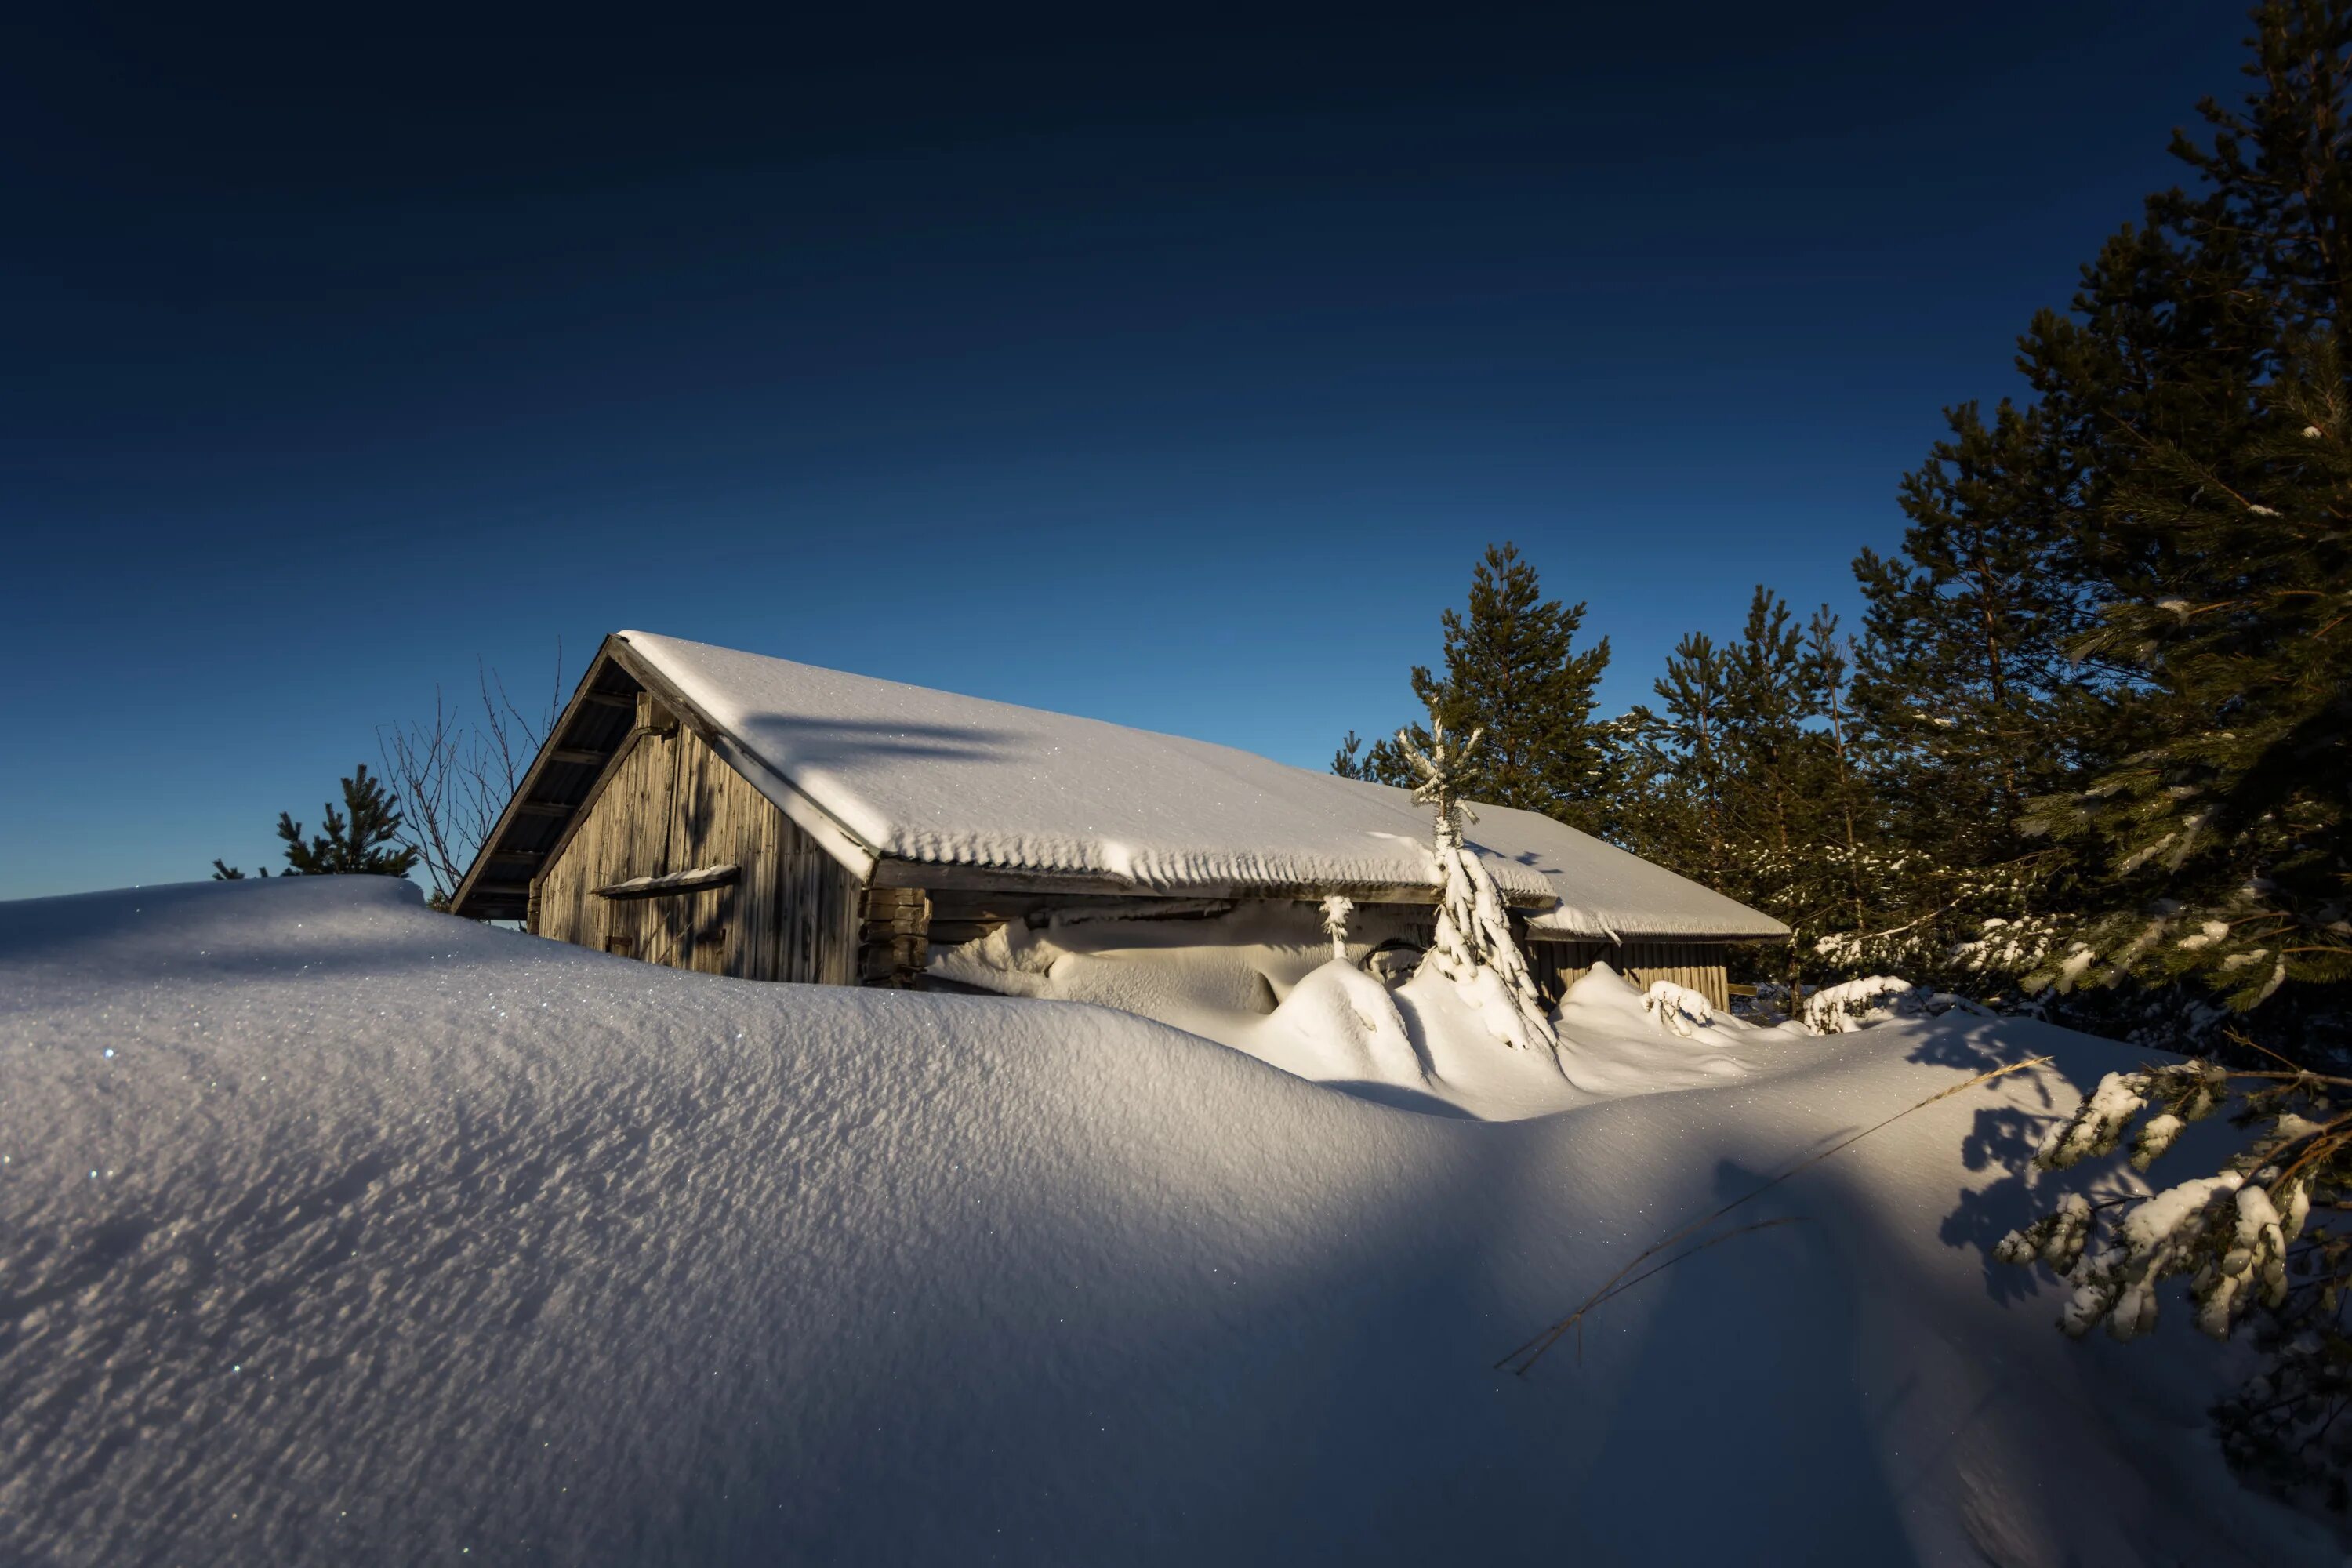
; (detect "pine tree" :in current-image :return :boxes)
[1721,588,1816,863]
[1330,731,1385,782]
[1897,0,2352,1021]
[1333,544,1613,826]
[1803,608,1871,931]
[1830,171,2222,986]
[1851,396,2105,858]
[1719,588,1858,986]
[1948,2,2352,1508]
[213,766,422,880]
[1624,592,1907,989]
[2027,347,2352,1010]
[1620,631,1730,871]
[1319,895,1356,962]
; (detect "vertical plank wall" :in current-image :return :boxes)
[532,724,862,984]
[1523,938,1732,1011]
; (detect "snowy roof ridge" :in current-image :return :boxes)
[615,630,1789,940]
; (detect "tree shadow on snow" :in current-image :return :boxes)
[732,712,1020,767]
[1904,1022,2158,1308]
[1900,1018,2062,1090]
[1560,1156,1922,1565]
[1938,1105,2056,1306]
[1325,1080,1481,1120]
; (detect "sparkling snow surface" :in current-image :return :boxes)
[622,631,1785,939]
[1,878,2324,1565]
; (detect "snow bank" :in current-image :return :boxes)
[927,907,1751,1119]
[1248,959,1430,1088]
[1803,975,1994,1033]
[620,632,1785,938]
[1640,978,1717,1037]
[0,879,2325,1565]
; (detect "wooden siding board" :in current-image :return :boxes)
[604,637,882,885]
[1525,937,1732,1011]
[451,641,646,918]
[538,721,865,985]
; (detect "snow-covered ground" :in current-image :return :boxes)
[1,877,2335,1565]
[931,898,1839,1120]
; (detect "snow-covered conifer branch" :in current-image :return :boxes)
[1998,1059,2350,1354]
[1319,895,1354,962]
[1501,1054,2053,1375]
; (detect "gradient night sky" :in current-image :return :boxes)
[3,5,2248,898]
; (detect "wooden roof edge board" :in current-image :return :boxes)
[607,635,884,884]
[450,639,647,918]
[592,864,742,900]
[534,726,649,877]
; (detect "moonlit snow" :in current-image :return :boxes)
[0,877,2331,1564]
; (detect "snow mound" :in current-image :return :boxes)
[1804,975,1994,1033]
[1641,978,1718,1037]
[1250,958,1429,1088]
[928,906,1773,1118]
[0,878,2327,1565]
[1552,964,1751,1096]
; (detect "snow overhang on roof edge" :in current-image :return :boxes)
[611,630,1789,940]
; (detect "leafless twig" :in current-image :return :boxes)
[378,641,565,906]
[1497,1054,2056,1376]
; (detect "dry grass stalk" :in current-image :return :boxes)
[1496,1054,2056,1377]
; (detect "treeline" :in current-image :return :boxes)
[1339,2,2351,1054]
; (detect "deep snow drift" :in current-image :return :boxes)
[929,898,1777,1120]
[0,878,2332,1565]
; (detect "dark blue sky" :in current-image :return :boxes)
[3,4,2249,898]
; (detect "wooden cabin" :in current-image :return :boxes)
[451,633,1787,1008]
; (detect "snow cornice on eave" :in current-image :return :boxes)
[459,630,1788,946]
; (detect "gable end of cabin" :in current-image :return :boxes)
[453,641,929,987]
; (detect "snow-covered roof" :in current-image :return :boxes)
[616,632,1786,941]
[1434,793,1791,941]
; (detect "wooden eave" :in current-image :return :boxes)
[448,641,651,920]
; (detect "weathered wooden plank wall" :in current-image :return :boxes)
[1523,938,1733,1011]
[532,724,862,984]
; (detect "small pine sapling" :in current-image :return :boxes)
[214,765,423,880]
[1319,895,1355,963]
[1394,713,1559,1052]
